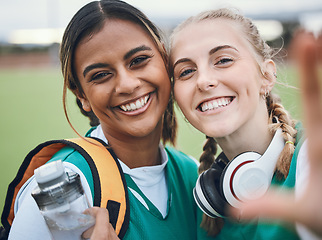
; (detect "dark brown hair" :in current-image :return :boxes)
[60,0,177,144]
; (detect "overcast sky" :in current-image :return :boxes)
[1,0,322,42]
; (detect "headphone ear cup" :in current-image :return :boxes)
[220,152,261,208]
[194,167,228,218]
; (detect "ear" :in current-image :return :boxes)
[260,59,276,95]
[75,92,92,112]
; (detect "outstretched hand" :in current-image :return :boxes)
[82,207,120,240]
[230,30,322,236]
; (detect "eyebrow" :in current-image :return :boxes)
[172,45,239,71]
[123,45,152,60]
[172,58,191,71]
[82,45,152,77]
[209,45,238,55]
[83,63,109,78]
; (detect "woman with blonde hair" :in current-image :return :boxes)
[170,8,322,240]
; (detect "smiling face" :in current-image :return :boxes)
[171,19,274,139]
[74,19,170,140]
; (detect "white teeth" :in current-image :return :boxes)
[203,103,207,111]
[120,94,150,112]
[200,97,232,112]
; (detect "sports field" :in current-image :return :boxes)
[0,65,302,212]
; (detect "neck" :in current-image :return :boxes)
[216,121,273,161]
[101,125,162,169]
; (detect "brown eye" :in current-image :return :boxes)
[130,55,151,68]
[91,72,111,82]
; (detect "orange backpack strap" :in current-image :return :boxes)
[1,137,129,239]
[64,137,129,238]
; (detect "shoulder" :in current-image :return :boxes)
[292,122,307,175]
[294,140,321,239]
[85,126,98,137]
[294,122,305,146]
[50,145,90,169]
[290,121,306,174]
[14,146,94,210]
[295,139,309,185]
[165,146,199,178]
[49,144,95,193]
[165,146,198,165]
[10,163,92,240]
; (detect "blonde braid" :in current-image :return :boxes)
[200,215,224,236]
[198,136,224,235]
[198,136,217,174]
[266,93,297,179]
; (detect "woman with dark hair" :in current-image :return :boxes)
[7,1,207,239]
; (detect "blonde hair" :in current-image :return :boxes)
[171,8,297,236]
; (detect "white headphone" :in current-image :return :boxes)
[193,129,285,218]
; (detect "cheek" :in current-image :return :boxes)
[227,69,261,96]
[173,82,184,104]
[158,73,171,102]
[174,81,191,112]
[86,85,112,108]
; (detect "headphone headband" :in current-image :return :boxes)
[222,128,285,207]
[193,128,286,217]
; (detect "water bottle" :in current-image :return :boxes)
[31,160,95,240]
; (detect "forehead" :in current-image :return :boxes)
[76,18,156,56]
[171,19,252,59]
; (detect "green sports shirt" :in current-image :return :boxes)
[49,132,212,239]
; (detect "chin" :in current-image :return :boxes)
[129,123,160,137]
[198,125,232,139]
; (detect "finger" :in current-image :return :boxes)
[288,30,314,61]
[294,32,322,168]
[83,207,109,221]
[318,32,322,61]
[296,33,321,125]
[90,223,119,240]
[82,226,94,239]
[230,189,297,222]
[82,207,110,239]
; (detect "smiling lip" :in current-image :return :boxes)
[198,97,234,112]
[118,93,152,115]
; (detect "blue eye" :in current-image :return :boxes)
[179,69,195,78]
[216,58,233,65]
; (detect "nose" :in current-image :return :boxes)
[115,69,141,94]
[196,69,218,91]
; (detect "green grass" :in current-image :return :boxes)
[0,67,302,213]
[0,68,89,213]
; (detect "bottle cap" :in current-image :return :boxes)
[32,160,84,210]
[34,160,67,188]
